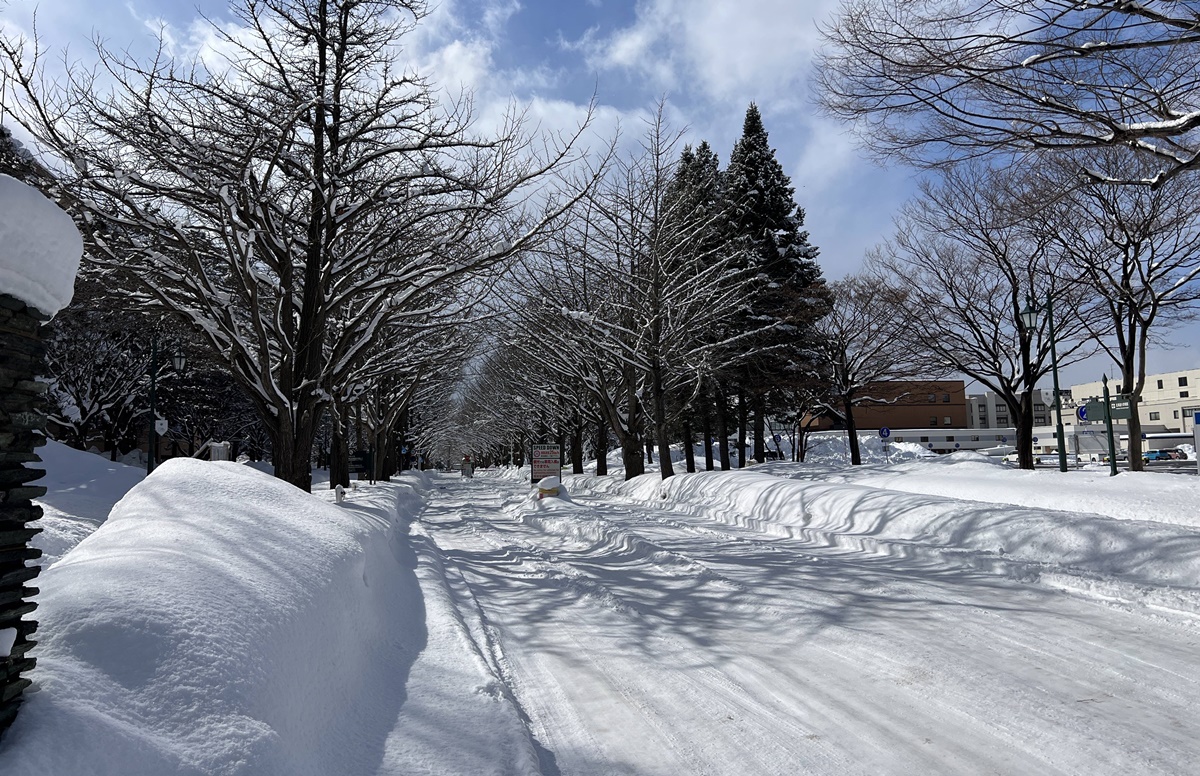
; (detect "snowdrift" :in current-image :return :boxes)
[3,459,427,775]
[32,441,146,567]
[568,461,1200,615]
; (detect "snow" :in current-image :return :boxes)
[0,628,15,659]
[4,441,1200,773]
[0,174,82,316]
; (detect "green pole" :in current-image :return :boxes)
[1102,375,1118,477]
[1046,295,1068,472]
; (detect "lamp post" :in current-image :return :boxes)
[147,338,187,475]
[1020,294,1068,472]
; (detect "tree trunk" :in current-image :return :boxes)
[682,415,696,473]
[702,406,714,471]
[1012,392,1035,470]
[334,404,353,488]
[752,397,766,464]
[715,389,731,470]
[844,394,862,466]
[595,415,608,476]
[571,419,585,475]
[270,414,317,492]
[736,390,748,468]
[622,439,646,478]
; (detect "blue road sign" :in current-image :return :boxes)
[879,427,891,439]
[773,434,782,443]
[1077,405,1088,421]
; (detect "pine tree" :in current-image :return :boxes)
[721,103,831,462]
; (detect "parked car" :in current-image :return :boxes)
[1143,449,1174,462]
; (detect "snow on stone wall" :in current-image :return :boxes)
[0,173,82,318]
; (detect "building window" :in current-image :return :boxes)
[895,437,904,442]
[972,435,980,442]
[1149,411,1161,421]
[943,416,952,426]
[1174,411,1180,419]
[942,393,951,403]
[920,436,929,443]
[1157,379,1164,389]
[1035,416,1046,425]
[927,394,936,402]
[946,435,955,441]
[1180,376,1189,387]
[1034,403,1045,412]
[929,417,938,427]
[1183,391,1190,398]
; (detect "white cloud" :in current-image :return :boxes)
[581,0,844,107]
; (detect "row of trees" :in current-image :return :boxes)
[2,0,593,489]
[443,102,831,479]
[818,0,1200,470]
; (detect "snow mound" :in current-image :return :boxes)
[3,459,426,775]
[0,173,82,316]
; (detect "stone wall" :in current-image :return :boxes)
[0,292,47,734]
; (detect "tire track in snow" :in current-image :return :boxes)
[564,476,1200,775]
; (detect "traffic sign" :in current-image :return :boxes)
[773,434,782,443]
[154,419,168,435]
[879,427,891,439]
[1077,405,1088,422]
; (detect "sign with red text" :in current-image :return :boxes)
[531,444,561,482]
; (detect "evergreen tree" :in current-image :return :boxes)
[721,103,831,462]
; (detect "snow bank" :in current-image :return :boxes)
[0,174,82,316]
[33,440,145,567]
[568,463,1200,613]
[2,459,427,775]
[769,453,1200,531]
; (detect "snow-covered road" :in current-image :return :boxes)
[415,472,1200,776]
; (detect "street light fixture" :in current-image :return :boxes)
[1020,294,1068,472]
[147,338,187,475]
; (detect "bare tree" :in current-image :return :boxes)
[815,273,923,465]
[818,0,1200,186]
[515,109,756,480]
[1,0,592,490]
[873,162,1096,469]
[1033,151,1200,468]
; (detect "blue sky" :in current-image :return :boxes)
[3,0,1197,386]
[2,0,915,280]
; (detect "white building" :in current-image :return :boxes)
[1070,368,1200,434]
[966,389,1059,429]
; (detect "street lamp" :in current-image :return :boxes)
[147,338,187,475]
[1020,294,1068,472]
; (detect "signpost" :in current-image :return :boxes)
[531,443,561,483]
[1102,376,1119,477]
[1194,413,1200,477]
[879,427,890,462]
[1088,395,1131,421]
